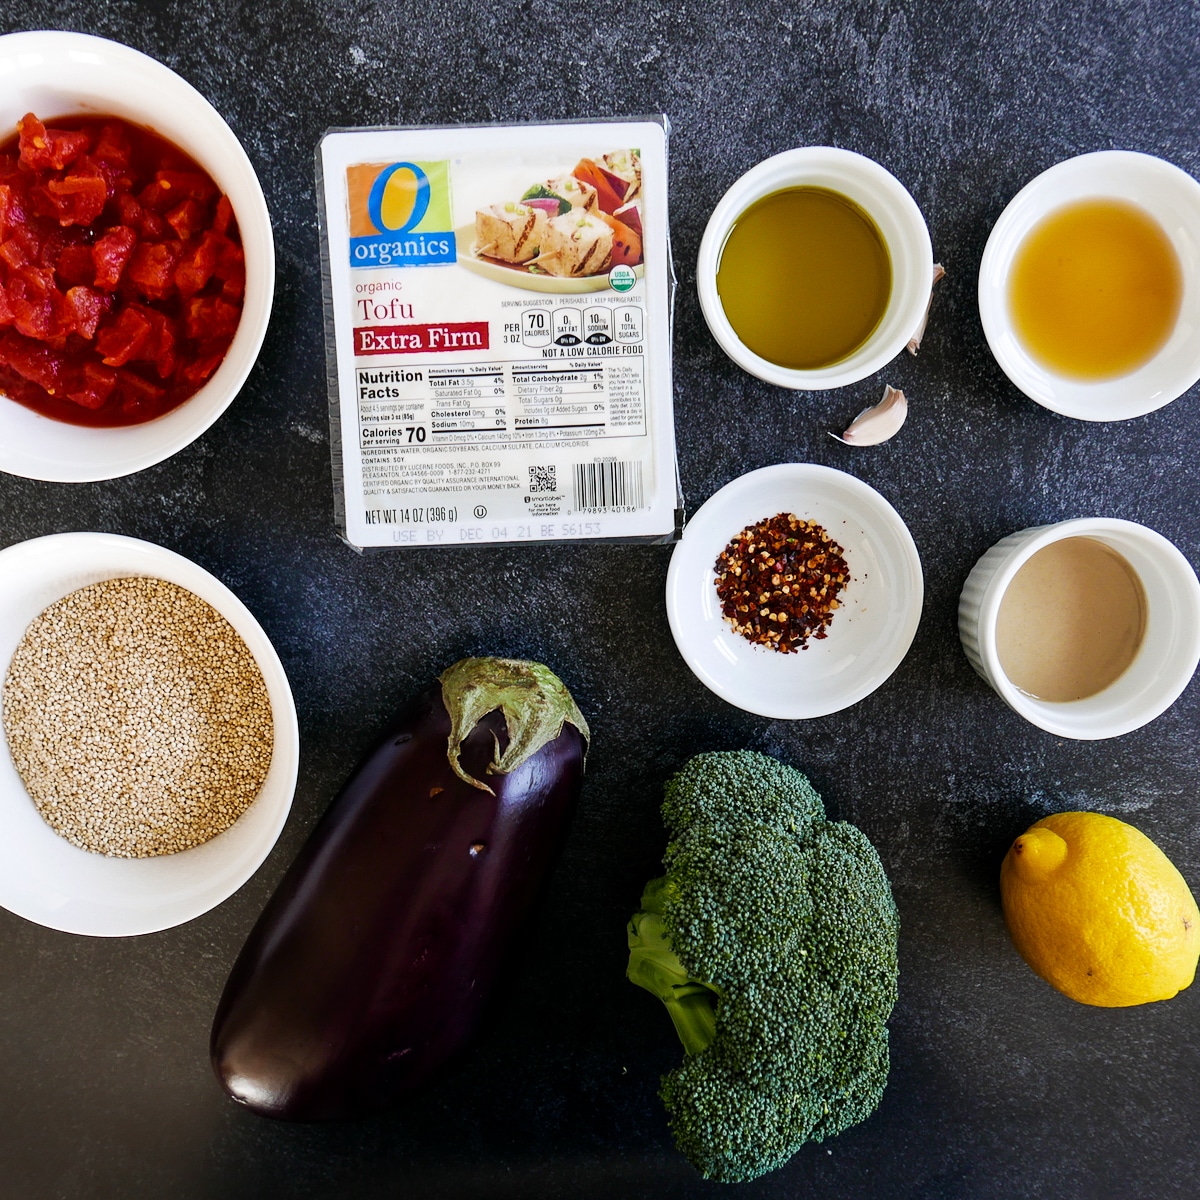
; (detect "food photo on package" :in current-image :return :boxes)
[317,117,680,551]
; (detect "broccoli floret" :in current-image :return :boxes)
[626,750,899,1183]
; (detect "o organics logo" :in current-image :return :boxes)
[347,160,455,268]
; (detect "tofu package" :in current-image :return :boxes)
[316,117,680,551]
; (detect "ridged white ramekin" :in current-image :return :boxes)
[958,518,1200,739]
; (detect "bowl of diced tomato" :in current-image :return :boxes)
[0,31,274,482]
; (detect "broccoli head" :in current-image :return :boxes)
[626,750,899,1183]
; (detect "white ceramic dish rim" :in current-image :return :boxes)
[0,532,299,936]
[666,462,924,719]
[978,150,1200,421]
[0,30,275,482]
[965,518,1200,738]
[696,146,934,391]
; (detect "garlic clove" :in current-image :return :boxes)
[829,385,907,446]
[906,262,946,355]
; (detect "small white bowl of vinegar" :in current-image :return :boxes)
[979,151,1200,421]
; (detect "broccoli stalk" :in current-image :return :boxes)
[626,750,899,1185]
[627,877,721,1057]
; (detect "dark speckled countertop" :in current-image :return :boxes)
[2,2,1199,1197]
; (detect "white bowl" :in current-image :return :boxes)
[958,518,1200,739]
[0,31,275,481]
[666,463,924,719]
[979,151,1200,421]
[696,147,933,390]
[0,533,299,935]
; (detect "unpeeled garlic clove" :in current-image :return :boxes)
[829,385,907,446]
[906,262,946,355]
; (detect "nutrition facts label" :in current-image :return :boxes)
[320,118,678,549]
[355,347,647,456]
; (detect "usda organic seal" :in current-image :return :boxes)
[608,263,637,293]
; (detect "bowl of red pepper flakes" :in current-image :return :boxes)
[0,31,274,482]
[666,463,924,719]
[714,513,851,653]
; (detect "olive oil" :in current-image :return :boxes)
[1008,198,1182,380]
[716,187,892,370]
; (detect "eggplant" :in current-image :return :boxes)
[211,657,589,1120]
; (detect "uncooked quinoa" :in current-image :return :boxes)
[2,576,273,858]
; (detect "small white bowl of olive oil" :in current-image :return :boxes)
[697,147,934,390]
[979,151,1200,421]
[958,518,1200,739]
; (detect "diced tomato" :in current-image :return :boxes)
[138,179,172,213]
[0,237,29,270]
[92,123,132,171]
[174,234,217,296]
[148,310,177,378]
[117,368,165,415]
[0,184,24,239]
[166,198,208,241]
[180,351,224,386]
[67,360,119,409]
[96,305,153,366]
[156,170,217,204]
[126,242,179,301]
[76,151,125,197]
[46,172,108,227]
[122,305,178,378]
[117,192,144,226]
[212,194,234,236]
[92,225,138,291]
[211,232,245,299]
[55,244,95,286]
[64,286,110,340]
[115,190,165,239]
[0,329,65,393]
[210,232,245,282]
[3,221,40,263]
[221,258,246,300]
[138,208,166,240]
[65,385,107,409]
[36,227,75,272]
[140,171,214,214]
[185,295,241,342]
[8,265,61,341]
[17,114,91,172]
[0,113,244,427]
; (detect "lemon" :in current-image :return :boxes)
[1000,811,1200,1007]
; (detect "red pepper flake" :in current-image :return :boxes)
[713,512,849,653]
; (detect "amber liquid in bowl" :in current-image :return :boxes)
[1008,198,1182,381]
[716,187,892,370]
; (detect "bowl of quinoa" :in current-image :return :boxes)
[0,532,298,935]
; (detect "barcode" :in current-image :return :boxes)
[572,461,644,511]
